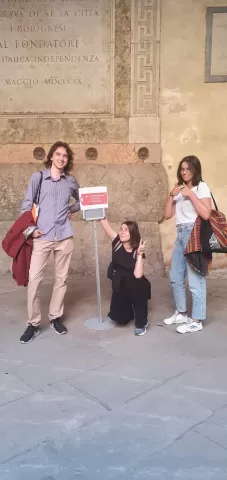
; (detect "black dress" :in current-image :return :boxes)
[108,235,151,328]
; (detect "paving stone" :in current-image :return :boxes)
[196,405,227,450]
[121,431,227,479]
[0,442,68,480]
[51,410,201,479]
[124,388,212,428]
[0,371,34,407]
[0,381,105,464]
[146,355,227,412]
[0,275,227,479]
[98,324,177,357]
[65,347,202,409]
[10,344,114,389]
[171,325,227,359]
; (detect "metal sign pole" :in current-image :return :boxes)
[84,218,116,331]
[93,220,102,323]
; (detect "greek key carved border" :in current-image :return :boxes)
[131,0,160,116]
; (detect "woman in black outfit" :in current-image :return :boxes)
[100,218,151,336]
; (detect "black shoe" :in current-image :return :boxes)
[20,325,40,344]
[50,318,67,335]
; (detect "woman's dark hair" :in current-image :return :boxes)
[177,155,202,187]
[44,141,74,174]
[122,221,141,250]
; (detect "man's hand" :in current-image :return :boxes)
[68,210,72,219]
[32,229,43,238]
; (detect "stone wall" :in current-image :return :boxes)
[0,163,167,277]
[2,0,226,276]
[0,0,167,277]
[160,0,227,270]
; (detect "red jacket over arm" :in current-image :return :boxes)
[2,211,36,286]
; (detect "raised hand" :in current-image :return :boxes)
[170,184,182,197]
[137,239,147,256]
[181,184,192,198]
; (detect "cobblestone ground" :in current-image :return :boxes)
[0,274,227,479]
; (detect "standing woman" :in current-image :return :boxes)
[99,218,151,336]
[163,155,211,333]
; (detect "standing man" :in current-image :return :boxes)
[20,141,80,344]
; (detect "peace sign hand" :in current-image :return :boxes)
[137,239,147,256]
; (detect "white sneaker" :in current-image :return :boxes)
[164,310,188,325]
[176,320,203,334]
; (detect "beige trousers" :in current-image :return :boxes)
[27,237,74,326]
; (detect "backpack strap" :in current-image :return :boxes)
[34,172,43,205]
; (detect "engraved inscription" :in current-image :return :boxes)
[0,0,112,114]
[131,0,160,115]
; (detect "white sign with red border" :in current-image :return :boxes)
[79,186,108,211]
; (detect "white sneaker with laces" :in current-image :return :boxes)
[176,320,203,334]
[164,310,188,325]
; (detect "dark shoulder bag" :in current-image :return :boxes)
[200,192,227,253]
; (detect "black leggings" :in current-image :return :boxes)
[108,291,148,328]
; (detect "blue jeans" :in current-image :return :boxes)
[170,223,206,321]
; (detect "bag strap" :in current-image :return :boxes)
[198,183,218,211]
[34,171,43,205]
[211,192,218,211]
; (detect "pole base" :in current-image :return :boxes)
[84,317,116,331]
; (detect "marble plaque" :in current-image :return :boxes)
[205,7,227,82]
[0,0,112,113]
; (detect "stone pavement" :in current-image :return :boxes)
[0,274,227,479]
